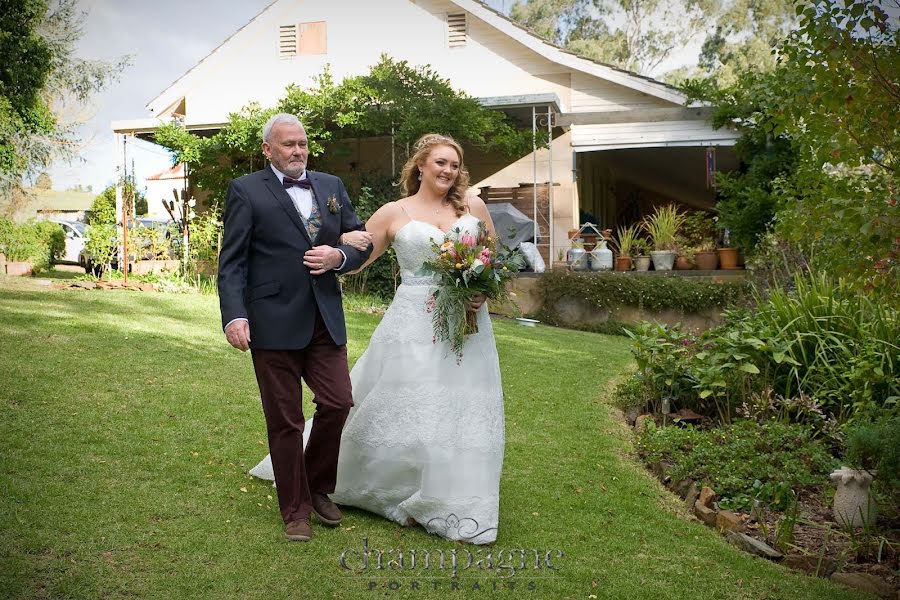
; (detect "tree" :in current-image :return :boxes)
[687,0,899,290]
[508,0,793,79]
[156,55,534,210]
[0,0,128,202]
[510,0,718,75]
[155,55,535,299]
[88,179,147,226]
[695,0,797,86]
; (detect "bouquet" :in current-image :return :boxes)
[422,221,525,360]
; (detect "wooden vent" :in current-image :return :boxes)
[447,13,467,48]
[279,24,298,58]
[299,21,327,55]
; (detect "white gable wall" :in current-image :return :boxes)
[149,0,669,125]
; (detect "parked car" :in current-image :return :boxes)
[46,218,88,266]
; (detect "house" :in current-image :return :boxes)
[0,183,95,224]
[112,0,739,264]
[145,163,187,219]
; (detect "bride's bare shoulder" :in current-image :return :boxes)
[370,200,405,221]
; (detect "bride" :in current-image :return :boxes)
[251,133,504,544]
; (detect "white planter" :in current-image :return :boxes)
[650,250,676,271]
[830,467,877,528]
[589,241,613,271]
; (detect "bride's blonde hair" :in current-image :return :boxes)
[399,134,470,216]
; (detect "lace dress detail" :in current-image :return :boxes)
[251,214,504,544]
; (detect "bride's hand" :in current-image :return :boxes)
[340,230,373,251]
[468,293,486,312]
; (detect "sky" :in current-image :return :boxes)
[49,0,668,194]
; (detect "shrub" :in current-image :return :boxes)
[188,207,222,265]
[83,223,117,272]
[843,411,900,492]
[637,419,838,510]
[339,175,400,300]
[623,274,900,428]
[538,271,750,315]
[749,275,900,422]
[0,218,64,271]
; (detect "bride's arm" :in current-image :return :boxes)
[344,202,400,275]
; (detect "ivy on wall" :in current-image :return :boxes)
[537,271,750,319]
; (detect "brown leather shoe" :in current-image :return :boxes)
[284,518,312,541]
[311,493,342,526]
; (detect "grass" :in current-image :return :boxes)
[0,275,866,599]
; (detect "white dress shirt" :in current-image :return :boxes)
[270,164,314,219]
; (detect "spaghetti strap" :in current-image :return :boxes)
[397,200,413,219]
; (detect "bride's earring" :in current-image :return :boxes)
[417,170,422,181]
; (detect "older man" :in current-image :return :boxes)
[218,113,372,541]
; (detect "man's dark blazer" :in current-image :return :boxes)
[217,167,372,349]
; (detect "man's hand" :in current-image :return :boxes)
[225,319,251,352]
[304,245,343,275]
[468,293,486,312]
[339,230,373,251]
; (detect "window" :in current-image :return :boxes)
[447,13,467,48]
[279,24,297,58]
[299,21,327,55]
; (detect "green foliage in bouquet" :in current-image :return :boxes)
[422,221,524,360]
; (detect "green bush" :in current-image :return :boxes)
[538,271,750,316]
[843,411,900,492]
[0,218,64,271]
[188,207,222,265]
[637,419,838,510]
[624,274,899,428]
[749,275,900,422]
[83,222,117,272]
[624,321,699,414]
[339,175,400,300]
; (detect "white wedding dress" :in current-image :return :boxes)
[250,214,504,544]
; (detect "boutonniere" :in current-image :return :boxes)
[326,195,342,214]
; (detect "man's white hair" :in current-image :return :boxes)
[262,113,304,143]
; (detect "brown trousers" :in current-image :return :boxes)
[250,311,353,524]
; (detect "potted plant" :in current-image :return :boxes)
[693,239,719,270]
[642,204,685,272]
[611,224,638,271]
[717,228,740,269]
[632,239,651,271]
[130,223,180,276]
[674,236,695,270]
[831,416,899,528]
[832,423,881,528]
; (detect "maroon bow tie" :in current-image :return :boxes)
[282,176,311,190]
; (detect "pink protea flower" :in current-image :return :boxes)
[460,234,476,248]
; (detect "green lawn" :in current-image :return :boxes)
[0,276,865,599]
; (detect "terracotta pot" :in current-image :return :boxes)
[718,247,740,269]
[5,261,33,276]
[674,256,695,270]
[694,251,719,271]
[614,256,633,272]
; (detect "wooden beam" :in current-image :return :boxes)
[556,107,715,127]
